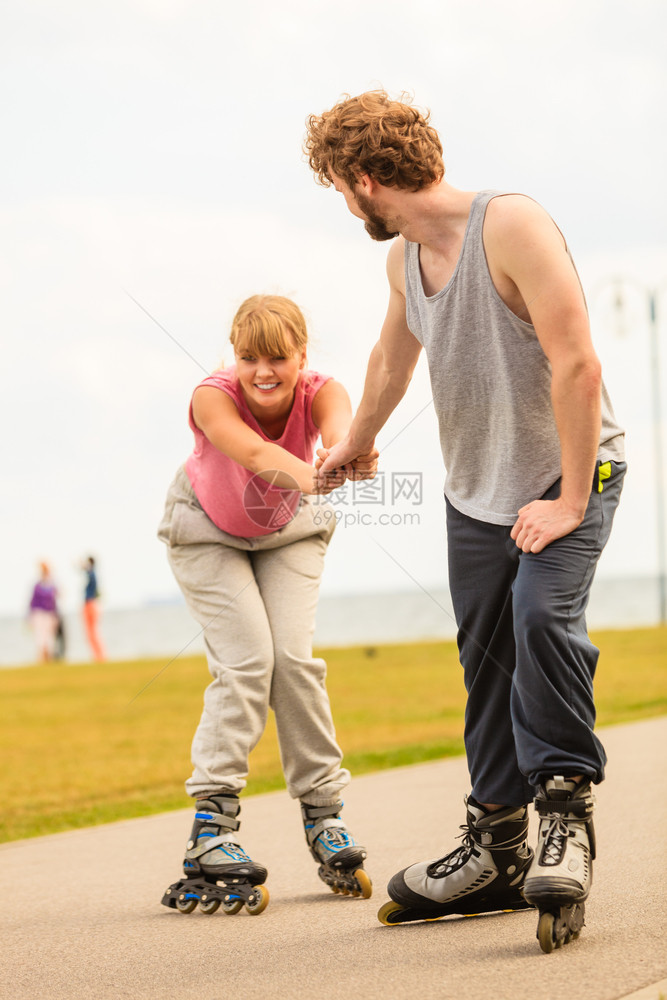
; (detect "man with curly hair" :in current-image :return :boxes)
[306,90,626,951]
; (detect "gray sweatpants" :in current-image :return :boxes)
[158,466,350,806]
[447,460,626,806]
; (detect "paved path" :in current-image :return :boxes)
[2,717,666,1000]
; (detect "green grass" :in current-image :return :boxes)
[1,626,665,842]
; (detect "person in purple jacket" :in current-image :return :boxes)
[28,562,59,663]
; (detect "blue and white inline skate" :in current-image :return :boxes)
[378,795,534,925]
[522,776,595,953]
[301,802,372,898]
[161,794,269,916]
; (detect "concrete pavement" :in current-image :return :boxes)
[1,716,666,1000]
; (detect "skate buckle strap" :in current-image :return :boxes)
[303,803,341,819]
[470,826,494,848]
[534,797,593,819]
[469,819,529,851]
[470,826,524,849]
[195,810,240,832]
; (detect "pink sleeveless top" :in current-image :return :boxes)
[184,367,330,537]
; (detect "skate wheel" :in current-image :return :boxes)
[354,869,373,900]
[199,898,221,915]
[175,896,198,914]
[377,901,405,926]
[245,885,270,916]
[537,911,556,954]
[221,897,244,915]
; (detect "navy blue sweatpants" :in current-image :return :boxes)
[446,461,626,806]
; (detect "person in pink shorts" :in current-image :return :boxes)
[82,556,106,662]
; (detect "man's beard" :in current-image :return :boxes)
[355,190,399,242]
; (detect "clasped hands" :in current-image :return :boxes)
[311,446,379,495]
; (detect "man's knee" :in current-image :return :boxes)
[513,575,564,639]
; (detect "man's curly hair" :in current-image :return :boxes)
[304,90,444,192]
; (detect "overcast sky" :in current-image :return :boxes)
[2,0,666,615]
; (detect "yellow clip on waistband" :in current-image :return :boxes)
[598,461,612,493]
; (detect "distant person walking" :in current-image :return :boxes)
[28,562,59,663]
[82,556,106,662]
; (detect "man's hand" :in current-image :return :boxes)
[317,436,367,476]
[510,497,586,553]
[311,452,347,495]
[346,447,379,481]
[315,436,378,485]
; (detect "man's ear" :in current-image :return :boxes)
[358,173,376,195]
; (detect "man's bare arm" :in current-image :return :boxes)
[486,196,602,553]
[319,240,422,474]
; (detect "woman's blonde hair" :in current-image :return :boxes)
[229,295,308,358]
[305,90,444,192]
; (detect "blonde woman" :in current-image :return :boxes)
[159,295,375,916]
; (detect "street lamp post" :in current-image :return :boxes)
[647,290,667,624]
[610,279,666,625]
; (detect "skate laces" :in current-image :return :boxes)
[218,842,252,864]
[541,815,570,866]
[317,826,352,856]
[428,826,474,877]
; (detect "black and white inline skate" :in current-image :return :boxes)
[161,794,269,916]
[301,802,372,898]
[522,776,595,953]
[377,795,534,925]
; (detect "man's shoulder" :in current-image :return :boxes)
[485,192,553,233]
[388,235,407,259]
[386,237,407,292]
[484,193,567,265]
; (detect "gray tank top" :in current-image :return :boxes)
[404,190,625,525]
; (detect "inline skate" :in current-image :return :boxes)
[161,794,269,916]
[301,802,372,898]
[378,795,534,925]
[522,776,595,953]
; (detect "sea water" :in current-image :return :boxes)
[1,575,662,668]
